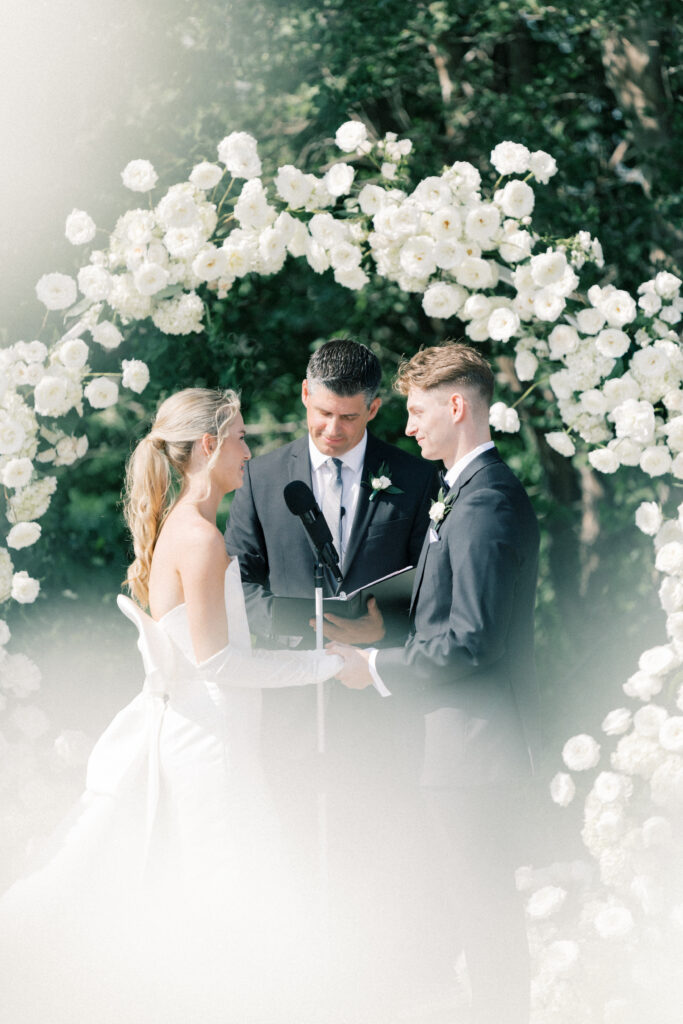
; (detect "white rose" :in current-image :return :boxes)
[192,245,227,282]
[323,163,355,197]
[497,179,535,218]
[7,522,41,550]
[335,120,368,153]
[121,159,158,192]
[490,141,530,176]
[498,230,532,264]
[422,282,465,319]
[489,402,520,433]
[35,272,77,310]
[525,885,566,919]
[639,644,679,677]
[548,323,580,358]
[133,261,169,296]
[77,264,111,301]
[595,328,630,359]
[465,203,500,243]
[545,432,575,458]
[601,289,637,327]
[121,359,150,394]
[549,772,575,806]
[91,321,123,350]
[412,176,453,212]
[654,271,681,300]
[530,250,567,288]
[640,445,672,477]
[58,337,89,370]
[601,708,632,735]
[399,236,436,279]
[156,188,200,230]
[0,419,27,456]
[2,457,33,489]
[576,307,606,335]
[533,288,566,323]
[562,733,600,771]
[217,131,262,179]
[588,448,619,474]
[514,350,538,382]
[11,570,40,603]
[275,165,316,208]
[635,501,663,536]
[528,150,558,183]
[430,501,446,523]
[592,771,632,803]
[610,398,655,445]
[33,375,73,417]
[65,209,96,245]
[594,905,634,939]
[623,669,663,701]
[455,256,495,290]
[488,307,520,342]
[634,704,669,737]
[429,205,461,239]
[660,716,683,752]
[84,377,119,409]
[189,161,223,190]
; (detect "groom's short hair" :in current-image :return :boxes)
[306,338,381,406]
[394,342,494,406]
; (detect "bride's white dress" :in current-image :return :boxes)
[0,560,342,1024]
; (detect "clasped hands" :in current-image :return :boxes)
[309,595,382,690]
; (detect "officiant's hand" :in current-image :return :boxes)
[310,596,385,645]
[327,643,373,689]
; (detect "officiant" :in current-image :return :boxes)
[225,338,437,986]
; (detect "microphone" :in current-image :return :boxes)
[283,480,343,583]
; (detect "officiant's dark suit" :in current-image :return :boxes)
[333,342,540,1024]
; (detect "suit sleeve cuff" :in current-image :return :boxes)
[367,648,392,697]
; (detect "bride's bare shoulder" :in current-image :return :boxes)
[160,504,228,568]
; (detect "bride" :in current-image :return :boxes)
[0,388,342,1024]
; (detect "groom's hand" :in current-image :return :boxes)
[311,596,385,645]
[327,643,373,689]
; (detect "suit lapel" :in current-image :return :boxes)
[340,433,383,576]
[287,434,313,490]
[408,447,502,616]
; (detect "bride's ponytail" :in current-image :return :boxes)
[122,388,240,607]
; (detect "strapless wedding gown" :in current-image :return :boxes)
[0,559,342,1024]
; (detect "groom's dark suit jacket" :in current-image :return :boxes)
[225,430,438,762]
[377,447,540,788]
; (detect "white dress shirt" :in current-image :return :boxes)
[308,432,367,565]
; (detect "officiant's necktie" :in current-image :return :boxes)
[321,456,344,565]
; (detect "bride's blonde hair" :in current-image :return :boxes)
[123,387,241,607]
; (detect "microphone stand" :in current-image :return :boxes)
[313,559,331,973]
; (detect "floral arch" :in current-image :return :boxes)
[1,122,683,1019]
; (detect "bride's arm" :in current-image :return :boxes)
[180,525,342,688]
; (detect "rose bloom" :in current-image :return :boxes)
[497,179,535,218]
[488,307,520,342]
[121,359,150,394]
[514,350,538,382]
[34,375,73,417]
[601,289,637,327]
[623,669,663,702]
[189,161,223,190]
[7,522,41,550]
[192,245,227,282]
[58,337,89,371]
[217,131,262,179]
[533,288,566,323]
[545,432,575,458]
[465,203,500,243]
[77,264,111,301]
[640,445,672,477]
[430,501,446,523]
[35,272,77,310]
[323,162,355,198]
[602,708,632,735]
[635,501,663,536]
[529,149,558,183]
[91,321,123,350]
[594,905,634,939]
[595,328,630,359]
[525,885,567,920]
[588,448,619,474]
[549,772,575,806]
[455,256,495,290]
[592,771,633,804]
[548,323,580,358]
[133,261,169,295]
[659,716,683,752]
[2,457,33,489]
[498,230,532,264]
[650,755,683,806]
[489,402,520,433]
[121,159,158,192]
[610,398,655,445]
[634,703,669,737]
[562,733,600,771]
[335,120,368,153]
[65,208,96,245]
[275,165,316,209]
[430,205,462,239]
[530,250,567,288]
[399,236,436,279]
[490,141,530,176]
[84,377,119,409]
[11,570,40,604]
[422,282,464,319]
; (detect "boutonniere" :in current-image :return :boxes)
[429,487,454,528]
[363,461,404,502]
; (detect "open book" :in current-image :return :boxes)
[271,564,415,637]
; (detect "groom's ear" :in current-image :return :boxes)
[449,391,466,422]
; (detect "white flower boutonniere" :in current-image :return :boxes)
[429,488,453,528]
[364,461,404,502]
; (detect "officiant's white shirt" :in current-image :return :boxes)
[367,441,495,696]
[309,432,367,565]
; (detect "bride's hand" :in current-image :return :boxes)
[326,643,373,689]
[310,596,385,645]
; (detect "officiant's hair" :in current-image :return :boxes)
[306,338,381,405]
[394,342,494,406]
[123,387,241,606]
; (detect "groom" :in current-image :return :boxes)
[331,342,540,1024]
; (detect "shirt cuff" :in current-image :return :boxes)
[367,648,392,697]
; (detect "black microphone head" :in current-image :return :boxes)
[284,480,317,517]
